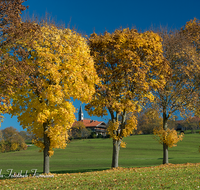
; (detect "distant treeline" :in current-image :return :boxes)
[135,109,200,134]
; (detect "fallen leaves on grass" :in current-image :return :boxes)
[0,163,200,189]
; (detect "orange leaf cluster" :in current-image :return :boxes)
[153,126,184,148]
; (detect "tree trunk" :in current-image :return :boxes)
[163,108,168,164]
[43,122,50,174]
[111,139,120,168]
[163,142,168,164]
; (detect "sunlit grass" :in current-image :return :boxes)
[0,163,200,189]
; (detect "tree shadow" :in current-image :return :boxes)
[157,158,173,160]
[51,167,110,174]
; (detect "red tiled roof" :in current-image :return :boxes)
[73,119,104,128]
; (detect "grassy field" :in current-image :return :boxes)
[0,133,200,189]
[0,163,200,189]
[0,133,199,175]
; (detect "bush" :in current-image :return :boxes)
[97,134,102,138]
[89,132,97,138]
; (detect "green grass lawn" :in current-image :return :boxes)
[1,163,200,189]
[0,133,199,175]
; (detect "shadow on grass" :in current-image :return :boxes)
[51,167,110,174]
[157,157,173,160]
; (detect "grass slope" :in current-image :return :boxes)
[0,133,199,175]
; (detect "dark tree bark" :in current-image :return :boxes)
[163,107,169,164]
[43,122,50,174]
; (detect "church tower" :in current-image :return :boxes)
[78,105,84,121]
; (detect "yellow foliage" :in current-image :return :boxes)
[85,28,170,164]
[107,113,137,148]
[137,130,143,135]
[21,142,27,150]
[32,139,45,150]
[0,97,12,125]
[0,143,5,153]
[122,114,137,137]
[86,28,169,146]
[48,150,54,157]
[153,126,184,148]
[9,22,99,156]
[120,141,126,148]
[107,121,121,141]
[10,143,19,151]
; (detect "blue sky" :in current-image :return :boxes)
[1,0,200,131]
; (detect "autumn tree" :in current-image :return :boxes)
[71,121,91,139]
[86,28,169,168]
[2,127,18,140]
[0,127,27,152]
[181,18,200,117]
[81,128,91,139]
[0,129,4,152]
[136,108,162,134]
[0,0,39,123]
[19,130,31,140]
[152,22,200,164]
[10,23,99,173]
[182,19,200,153]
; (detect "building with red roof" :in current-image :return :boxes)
[73,106,107,136]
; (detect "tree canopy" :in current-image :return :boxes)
[86,28,170,167]
[152,19,200,164]
[9,22,99,173]
[0,0,39,122]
